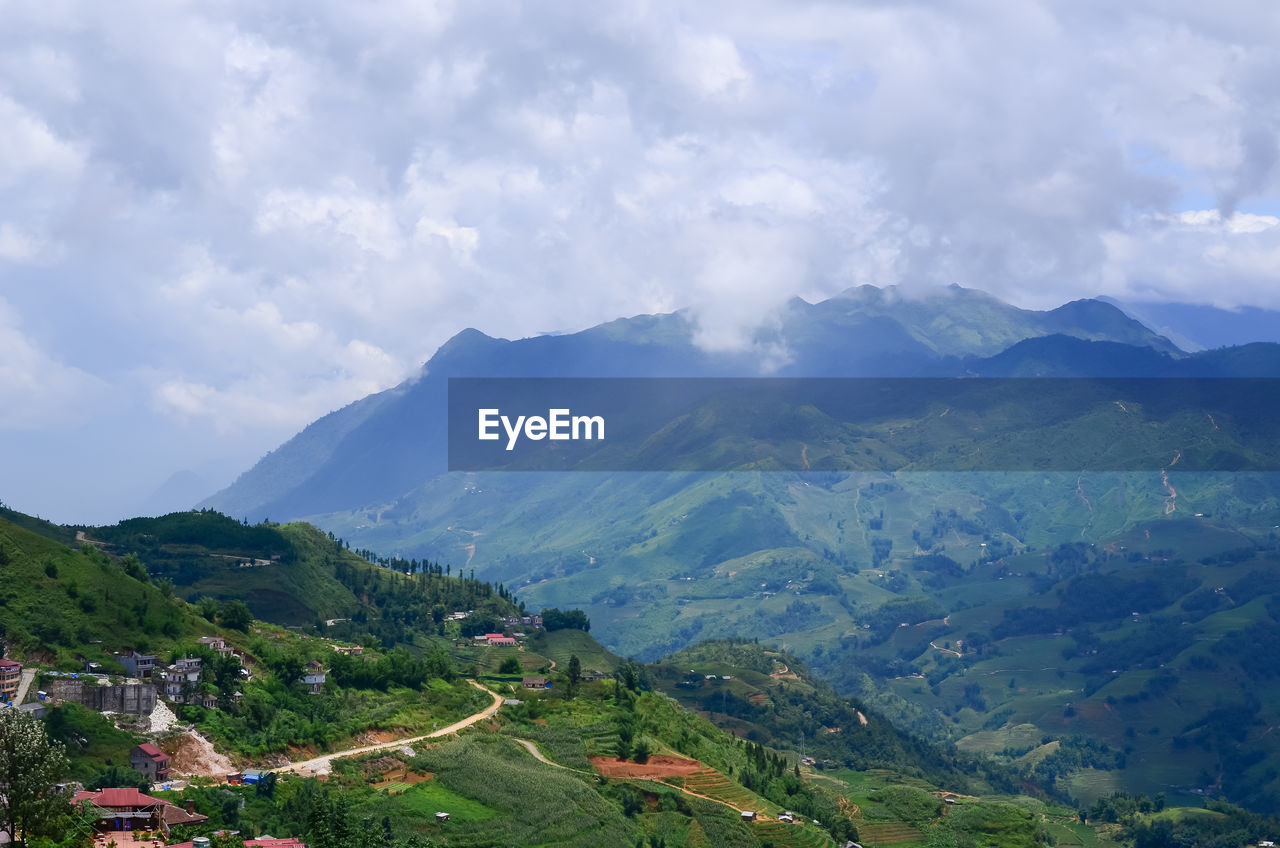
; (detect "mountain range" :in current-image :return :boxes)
[185,284,1280,813]
[200,285,1201,521]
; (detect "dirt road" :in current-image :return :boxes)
[513,738,583,772]
[272,680,503,777]
[930,641,962,658]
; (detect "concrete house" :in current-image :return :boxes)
[118,650,157,679]
[197,635,232,654]
[0,658,21,702]
[160,657,203,703]
[129,743,171,782]
[302,661,326,695]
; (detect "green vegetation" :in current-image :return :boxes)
[194,643,486,758]
[88,511,525,646]
[359,468,1280,815]
[0,708,89,847]
[6,492,1278,845]
[142,630,1139,847]
[0,515,222,669]
[42,703,140,784]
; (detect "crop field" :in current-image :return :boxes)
[530,627,621,673]
[750,818,838,848]
[675,766,775,813]
[856,821,925,845]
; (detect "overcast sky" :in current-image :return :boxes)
[3,0,1280,523]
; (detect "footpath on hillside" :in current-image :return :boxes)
[271,680,503,777]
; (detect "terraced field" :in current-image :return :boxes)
[856,821,925,846]
[577,721,622,757]
[751,818,838,848]
[673,767,777,813]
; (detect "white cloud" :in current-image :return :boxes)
[4,0,1280,518]
[1100,208,1280,308]
[0,93,83,188]
[0,225,47,262]
[0,298,106,429]
[673,31,751,98]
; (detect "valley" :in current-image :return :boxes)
[4,288,1280,846]
[183,288,1280,824]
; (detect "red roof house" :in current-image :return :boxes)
[130,742,171,782]
[71,787,207,836]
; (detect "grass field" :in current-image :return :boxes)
[385,780,500,822]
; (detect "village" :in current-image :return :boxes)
[0,611,557,847]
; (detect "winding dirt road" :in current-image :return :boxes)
[513,738,582,771]
[930,641,962,658]
[272,680,503,777]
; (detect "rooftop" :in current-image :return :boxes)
[74,787,166,808]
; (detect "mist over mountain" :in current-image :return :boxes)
[201,285,1190,521]
[1100,296,1280,351]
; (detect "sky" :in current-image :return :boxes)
[3,0,1280,524]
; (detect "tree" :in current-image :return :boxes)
[270,654,306,691]
[567,654,582,696]
[255,771,278,799]
[219,599,253,631]
[616,722,635,761]
[198,596,219,621]
[0,709,73,844]
[87,764,148,792]
[121,553,149,582]
[207,652,244,710]
[541,608,591,632]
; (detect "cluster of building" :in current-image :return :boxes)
[444,611,544,629]
[116,636,259,707]
[73,755,310,845]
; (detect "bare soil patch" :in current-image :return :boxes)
[373,770,433,788]
[590,755,703,779]
[165,731,235,777]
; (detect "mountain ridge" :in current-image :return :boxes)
[200,286,1191,521]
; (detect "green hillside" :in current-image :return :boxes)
[0,508,505,773]
[5,496,1270,846]
[140,631,1144,848]
[300,469,1280,817]
[0,513,223,669]
[86,510,525,649]
[865,520,1280,815]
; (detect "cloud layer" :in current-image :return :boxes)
[2,0,1280,520]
